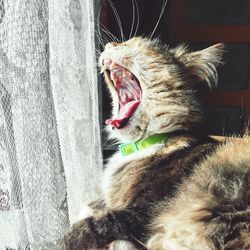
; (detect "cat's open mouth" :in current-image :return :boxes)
[102,58,142,129]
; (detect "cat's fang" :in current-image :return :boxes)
[101,66,107,73]
[110,71,116,82]
[110,62,117,69]
[122,69,127,78]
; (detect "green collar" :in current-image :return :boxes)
[119,133,169,157]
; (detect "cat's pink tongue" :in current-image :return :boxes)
[105,100,140,128]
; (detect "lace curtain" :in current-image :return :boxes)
[0,0,103,249]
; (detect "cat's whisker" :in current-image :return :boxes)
[99,27,115,43]
[95,48,101,54]
[96,18,120,45]
[131,235,148,248]
[107,0,125,42]
[95,31,105,49]
[150,0,169,39]
[95,21,107,48]
[129,0,135,39]
[99,24,119,43]
[95,0,120,48]
[95,51,102,58]
[133,0,140,37]
[98,13,120,43]
[96,0,106,48]
[96,24,113,48]
[102,126,120,146]
[96,30,110,46]
[102,136,119,149]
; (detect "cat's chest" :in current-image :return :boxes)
[102,139,219,209]
[102,145,164,208]
[106,161,145,208]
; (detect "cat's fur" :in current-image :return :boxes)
[63,37,250,250]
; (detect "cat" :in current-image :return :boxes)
[63,37,250,250]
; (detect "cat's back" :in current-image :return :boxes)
[148,136,250,250]
[210,136,250,169]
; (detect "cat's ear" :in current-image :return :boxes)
[183,43,225,88]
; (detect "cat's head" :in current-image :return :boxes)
[100,37,224,142]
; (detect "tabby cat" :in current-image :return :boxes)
[63,37,250,250]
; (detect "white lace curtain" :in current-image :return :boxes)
[0,0,103,249]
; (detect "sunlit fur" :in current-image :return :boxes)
[63,37,250,250]
[148,137,250,250]
[100,37,224,143]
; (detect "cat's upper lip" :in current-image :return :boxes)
[101,59,132,84]
[101,58,115,73]
[102,58,142,129]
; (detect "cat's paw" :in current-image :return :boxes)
[64,217,102,250]
[109,240,139,250]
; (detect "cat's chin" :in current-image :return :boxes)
[106,122,146,144]
[105,99,140,129]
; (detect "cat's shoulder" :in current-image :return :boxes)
[209,135,250,165]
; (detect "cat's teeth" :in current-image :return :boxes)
[112,67,122,75]
[110,71,116,82]
[122,69,127,78]
[101,66,107,73]
[120,89,126,102]
[110,62,116,69]
[127,91,134,100]
[118,75,123,84]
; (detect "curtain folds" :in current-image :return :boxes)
[0,0,102,249]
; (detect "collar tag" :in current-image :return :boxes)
[119,142,138,156]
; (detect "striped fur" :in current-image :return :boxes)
[63,37,250,250]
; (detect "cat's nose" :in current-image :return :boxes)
[105,42,117,49]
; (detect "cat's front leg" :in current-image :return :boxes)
[64,216,106,250]
[64,207,149,250]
